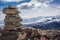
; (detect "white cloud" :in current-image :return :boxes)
[0,12,5,26]
[0,12,5,21]
[20,5,60,19]
[17,0,59,19]
[21,5,60,24]
[17,0,53,9]
[0,0,23,2]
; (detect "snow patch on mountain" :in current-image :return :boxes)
[22,15,60,24]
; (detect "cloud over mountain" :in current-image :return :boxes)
[17,0,60,20]
[17,0,53,9]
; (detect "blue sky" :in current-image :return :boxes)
[0,0,30,11]
[51,0,60,4]
[0,0,60,24]
[0,0,60,12]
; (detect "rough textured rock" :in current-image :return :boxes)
[0,5,22,40]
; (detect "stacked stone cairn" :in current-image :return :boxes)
[3,5,22,31]
[0,5,22,40]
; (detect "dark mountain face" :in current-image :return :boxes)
[23,21,60,30]
[23,15,60,30]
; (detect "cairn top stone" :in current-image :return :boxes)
[3,5,20,14]
[8,5,17,9]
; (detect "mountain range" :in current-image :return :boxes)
[0,15,60,30]
[23,15,60,30]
